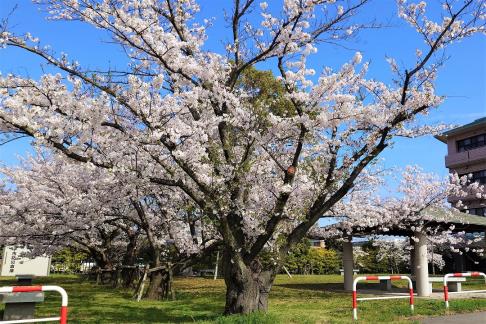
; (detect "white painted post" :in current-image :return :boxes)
[343,238,354,291]
[282,265,293,278]
[213,251,219,280]
[414,232,430,297]
[136,266,149,302]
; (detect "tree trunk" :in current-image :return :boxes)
[143,239,163,299]
[145,270,164,300]
[120,235,138,288]
[120,267,134,288]
[144,268,175,300]
[223,253,275,315]
[93,255,112,285]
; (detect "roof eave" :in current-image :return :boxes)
[442,117,486,137]
[434,134,447,143]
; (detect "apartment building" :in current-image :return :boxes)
[436,117,486,216]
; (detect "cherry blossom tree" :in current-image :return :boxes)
[0,0,484,314]
[1,155,127,262]
[0,154,145,282]
[373,239,445,274]
[317,166,486,276]
[373,239,410,274]
[0,153,217,296]
[323,166,486,238]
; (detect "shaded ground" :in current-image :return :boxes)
[0,274,485,323]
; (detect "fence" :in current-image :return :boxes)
[443,271,486,308]
[352,275,414,320]
[0,285,68,324]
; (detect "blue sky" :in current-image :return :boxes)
[0,0,485,179]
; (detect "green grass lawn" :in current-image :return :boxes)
[0,274,485,323]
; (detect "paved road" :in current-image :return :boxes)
[421,312,486,324]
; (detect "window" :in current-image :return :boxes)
[471,170,486,184]
[460,169,486,185]
[467,207,486,217]
[457,133,486,152]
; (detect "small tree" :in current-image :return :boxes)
[283,239,311,274]
[307,248,340,274]
[51,248,90,273]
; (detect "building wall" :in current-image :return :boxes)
[441,120,486,270]
[309,239,326,249]
[444,123,486,214]
[445,130,486,173]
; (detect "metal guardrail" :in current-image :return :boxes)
[0,285,68,324]
[443,272,486,308]
[352,275,414,320]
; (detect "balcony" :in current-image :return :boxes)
[445,145,486,169]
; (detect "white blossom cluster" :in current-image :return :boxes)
[0,152,216,267]
[316,166,486,256]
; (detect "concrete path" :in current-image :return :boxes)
[421,311,486,324]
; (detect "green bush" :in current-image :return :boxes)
[51,248,89,273]
[307,248,340,274]
[284,239,340,275]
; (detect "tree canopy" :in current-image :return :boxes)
[0,0,485,314]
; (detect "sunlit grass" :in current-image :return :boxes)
[0,274,485,323]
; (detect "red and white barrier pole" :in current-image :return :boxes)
[409,285,414,313]
[443,282,449,309]
[0,285,68,324]
[352,275,414,320]
[443,272,486,308]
